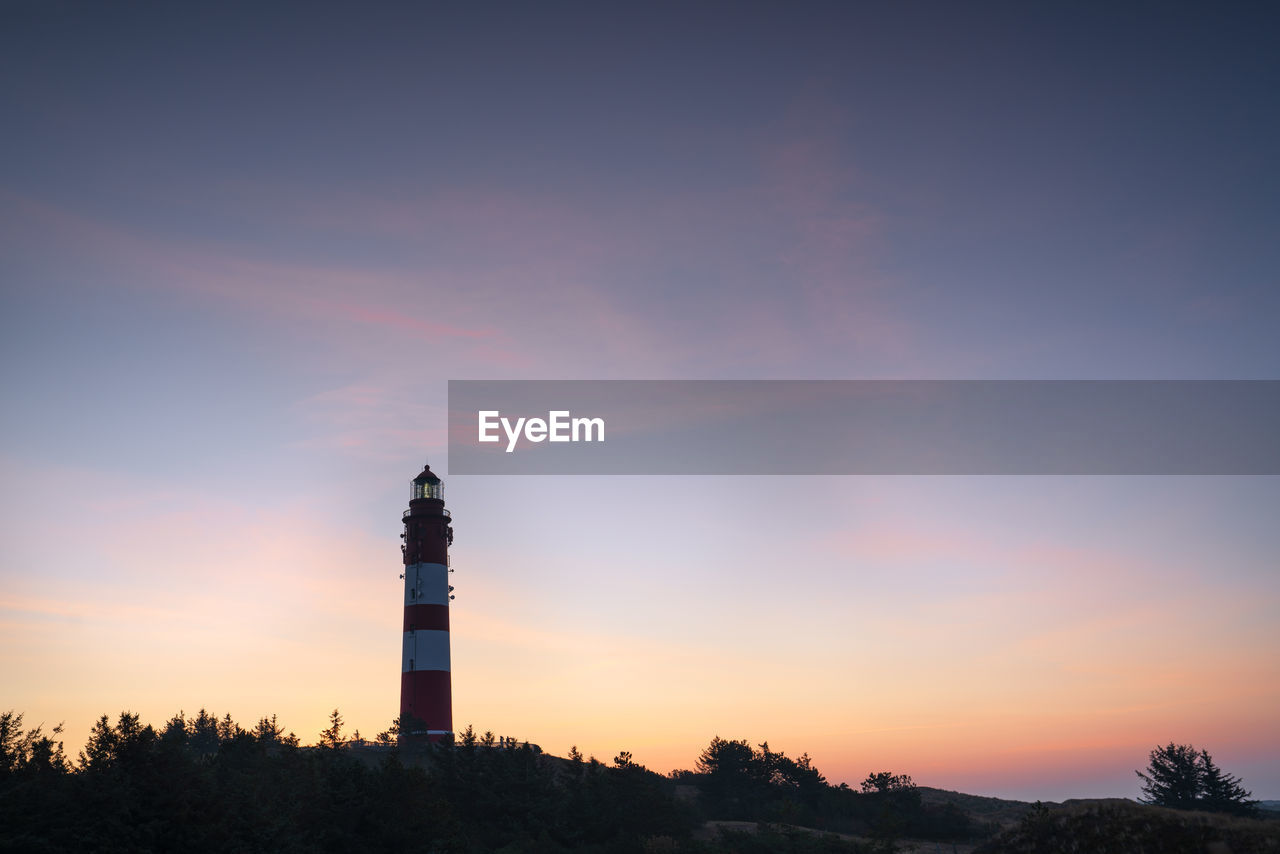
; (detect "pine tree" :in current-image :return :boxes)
[1136,743,1257,814]
[161,711,188,745]
[0,711,26,775]
[1199,749,1258,816]
[0,712,68,776]
[78,714,117,771]
[1137,743,1202,809]
[319,709,344,749]
[187,708,220,757]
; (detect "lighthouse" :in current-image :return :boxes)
[400,463,454,741]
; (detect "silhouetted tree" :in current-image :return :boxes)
[378,712,429,744]
[0,710,29,775]
[1137,743,1257,815]
[160,711,188,745]
[696,736,755,777]
[1199,749,1258,815]
[217,712,243,741]
[78,713,118,771]
[319,708,344,749]
[779,751,828,813]
[187,708,220,757]
[696,736,758,817]
[252,713,298,747]
[858,769,921,842]
[0,711,67,777]
[694,736,838,823]
[861,771,916,794]
[1138,743,1201,809]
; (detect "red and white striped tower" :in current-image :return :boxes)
[400,463,454,741]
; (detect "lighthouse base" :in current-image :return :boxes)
[400,669,452,742]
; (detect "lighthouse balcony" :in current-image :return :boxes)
[404,507,450,520]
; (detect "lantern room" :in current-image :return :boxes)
[411,465,443,501]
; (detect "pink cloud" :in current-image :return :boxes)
[4,97,928,380]
[1,190,500,343]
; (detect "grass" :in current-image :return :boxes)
[973,799,1280,854]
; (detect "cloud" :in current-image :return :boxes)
[4,88,919,381]
[1,189,500,343]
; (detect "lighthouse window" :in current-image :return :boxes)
[411,480,444,501]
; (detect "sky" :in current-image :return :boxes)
[2,1,1278,801]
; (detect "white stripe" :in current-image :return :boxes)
[402,629,451,672]
[403,562,449,606]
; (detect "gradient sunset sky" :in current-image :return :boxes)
[2,2,1278,801]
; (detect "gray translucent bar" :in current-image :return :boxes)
[447,381,1280,475]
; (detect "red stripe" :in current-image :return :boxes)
[403,603,450,632]
[400,670,452,735]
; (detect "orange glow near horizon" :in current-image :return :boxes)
[2,458,1278,802]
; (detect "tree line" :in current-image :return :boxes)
[0,709,1263,852]
[0,708,983,852]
